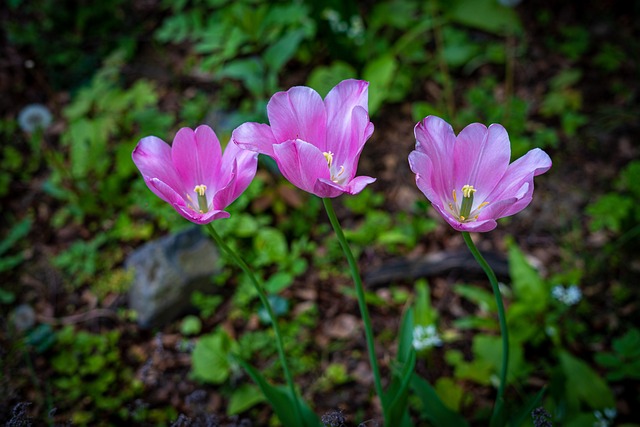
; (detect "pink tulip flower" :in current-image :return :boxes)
[132,125,258,224]
[232,79,376,198]
[409,116,552,232]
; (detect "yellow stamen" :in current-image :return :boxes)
[462,185,476,198]
[323,151,334,168]
[449,184,489,224]
[194,184,209,213]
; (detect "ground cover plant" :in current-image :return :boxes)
[1,0,639,426]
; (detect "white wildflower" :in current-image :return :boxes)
[412,324,443,351]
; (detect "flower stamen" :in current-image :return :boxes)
[194,184,208,213]
[449,184,489,223]
[323,151,334,168]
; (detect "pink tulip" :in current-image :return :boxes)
[409,116,552,232]
[232,79,376,198]
[132,125,258,224]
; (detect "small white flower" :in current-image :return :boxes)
[18,103,52,133]
[593,407,616,427]
[412,324,443,351]
[551,284,582,306]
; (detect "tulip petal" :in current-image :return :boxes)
[232,122,278,157]
[132,136,184,195]
[325,80,370,161]
[332,106,373,178]
[267,86,327,150]
[454,123,511,203]
[219,141,259,197]
[488,148,552,217]
[409,149,445,209]
[172,126,222,194]
[414,116,455,203]
[272,139,331,196]
[316,174,376,198]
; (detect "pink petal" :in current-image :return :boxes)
[414,116,455,203]
[430,202,498,232]
[147,177,186,208]
[267,86,327,149]
[172,126,222,193]
[453,123,511,203]
[132,136,184,195]
[272,139,331,196]
[218,141,259,203]
[324,80,370,157]
[151,178,230,224]
[232,122,278,157]
[409,150,445,208]
[331,106,373,179]
[488,148,551,217]
[315,174,376,198]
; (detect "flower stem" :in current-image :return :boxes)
[205,223,303,424]
[462,232,508,426]
[322,198,385,416]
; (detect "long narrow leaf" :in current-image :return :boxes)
[237,359,320,427]
[385,349,417,424]
[412,374,469,427]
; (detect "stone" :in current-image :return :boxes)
[126,226,220,329]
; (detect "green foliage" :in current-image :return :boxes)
[540,69,587,137]
[0,217,32,274]
[52,233,109,288]
[46,50,174,226]
[155,0,315,101]
[50,326,143,425]
[191,328,235,384]
[595,328,640,381]
[6,0,139,89]
[588,160,640,233]
[0,119,44,197]
[342,189,437,253]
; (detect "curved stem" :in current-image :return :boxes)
[322,199,385,414]
[205,223,303,424]
[462,232,508,426]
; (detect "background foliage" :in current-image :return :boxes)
[1,0,639,425]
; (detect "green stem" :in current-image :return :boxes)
[205,223,303,425]
[322,198,385,416]
[461,232,508,427]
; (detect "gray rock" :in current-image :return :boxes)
[126,226,220,329]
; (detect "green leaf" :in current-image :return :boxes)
[384,349,416,425]
[307,62,357,98]
[397,307,414,364]
[0,217,31,256]
[180,315,202,336]
[217,58,265,99]
[237,359,320,427]
[506,238,548,312]
[254,227,288,265]
[434,378,465,412]
[228,384,266,415]
[263,29,306,73]
[414,279,438,325]
[453,284,496,313]
[559,350,615,409]
[447,0,522,36]
[191,330,233,384]
[363,54,398,115]
[411,373,470,427]
[264,271,294,294]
